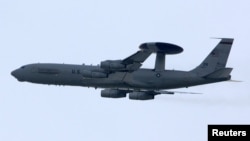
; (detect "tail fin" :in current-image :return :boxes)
[191,38,234,76]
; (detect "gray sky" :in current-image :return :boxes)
[1,0,250,141]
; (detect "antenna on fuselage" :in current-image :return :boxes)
[155,52,165,71]
[140,42,183,71]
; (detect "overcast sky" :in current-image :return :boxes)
[1,0,250,141]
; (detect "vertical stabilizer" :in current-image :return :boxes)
[191,38,234,76]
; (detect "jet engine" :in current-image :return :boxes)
[101,89,127,98]
[100,60,126,71]
[129,91,154,100]
[82,70,107,78]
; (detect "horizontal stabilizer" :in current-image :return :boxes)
[205,68,233,79]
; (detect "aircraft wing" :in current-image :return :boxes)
[100,42,183,72]
[158,90,202,94]
[121,42,183,71]
[100,46,153,72]
[101,88,202,100]
[121,49,152,71]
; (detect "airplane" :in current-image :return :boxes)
[11,38,234,100]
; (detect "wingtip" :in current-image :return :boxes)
[210,37,234,40]
[227,80,243,82]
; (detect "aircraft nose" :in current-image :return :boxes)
[11,70,17,77]
[11,69,24,81]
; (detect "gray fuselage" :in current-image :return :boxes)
[11,63,227,90]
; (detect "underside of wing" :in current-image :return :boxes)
[100,88,201,100]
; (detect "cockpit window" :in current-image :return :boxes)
[21,66,26,69]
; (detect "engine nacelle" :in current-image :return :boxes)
[101,89,127,98]
[100,60,126,71]
[82,70,107,78]
[129,92,154,100]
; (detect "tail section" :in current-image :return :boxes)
[204,68,232,79]
[191,38,234,77]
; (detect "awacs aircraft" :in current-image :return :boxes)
[11,38,234,100]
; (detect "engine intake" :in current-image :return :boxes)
[100,60,126,71]
[101,89,127,98]
[129,92,154,100]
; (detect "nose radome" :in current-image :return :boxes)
[11,70,17,78]
[11,69,24,82]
